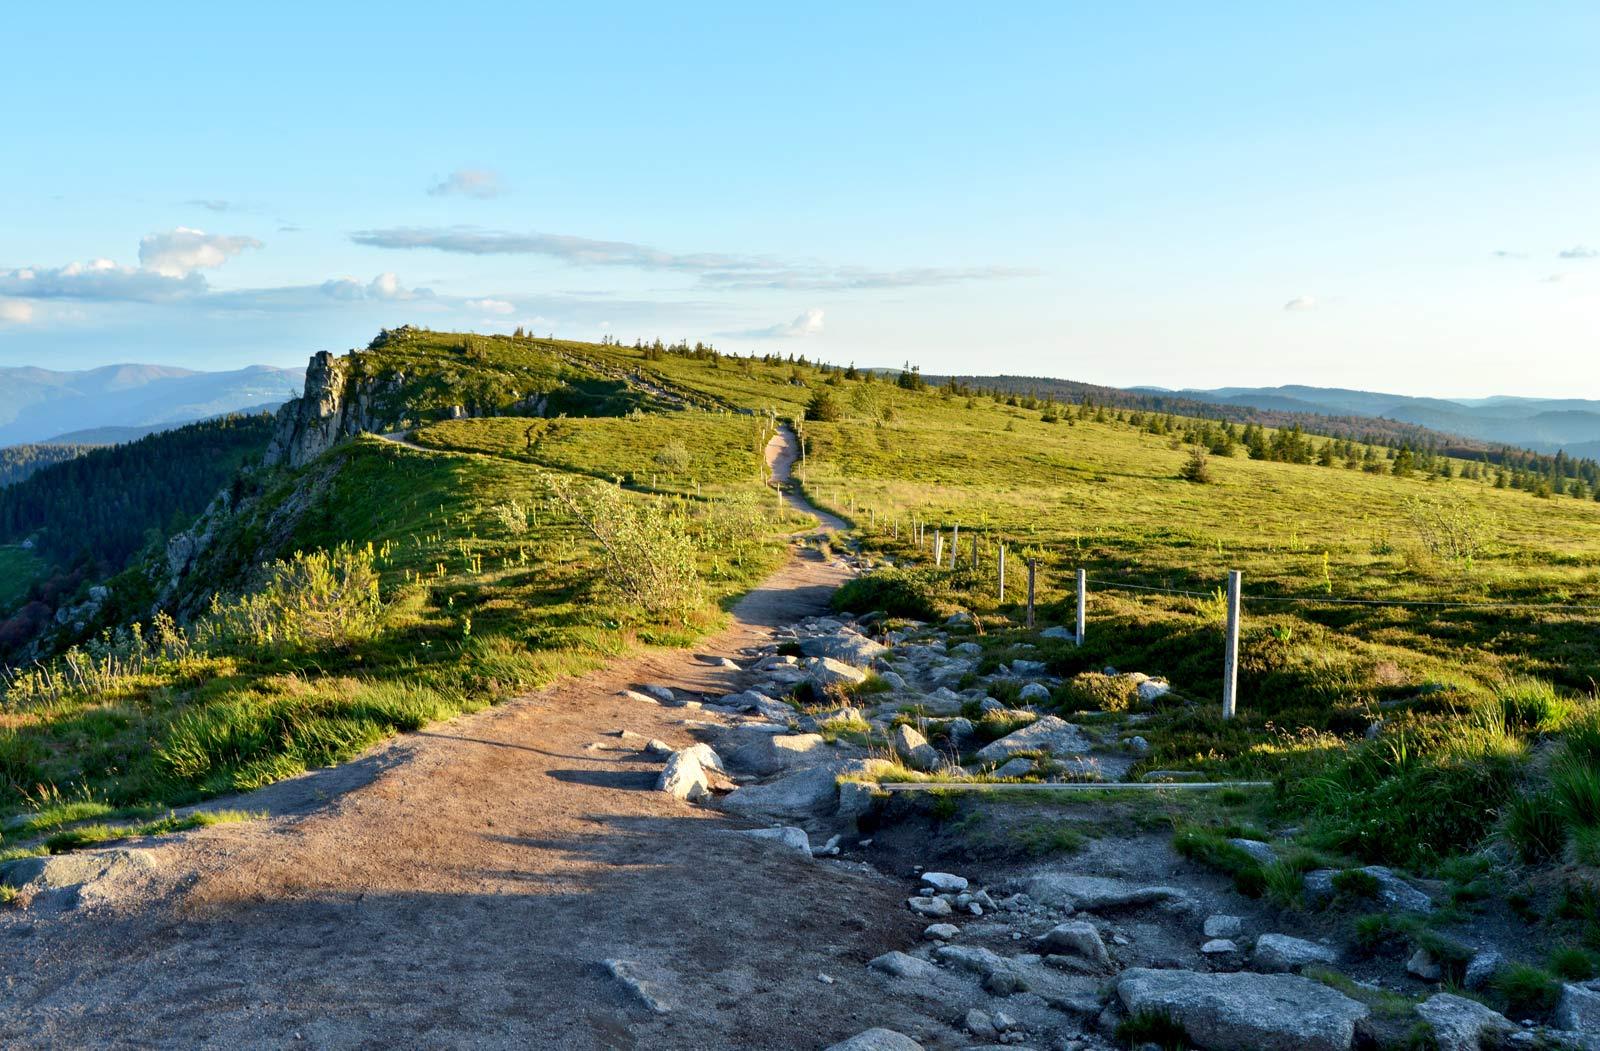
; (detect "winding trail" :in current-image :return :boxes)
[0,428,925,1050]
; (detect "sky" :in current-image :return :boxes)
[2,2,1598,397]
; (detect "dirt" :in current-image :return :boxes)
[0,429,939,1050]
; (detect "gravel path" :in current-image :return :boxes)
[0,429,928,1050]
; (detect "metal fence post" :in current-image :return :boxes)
[1076,568,1087,646]
[1026,559,1038,629]
[1223,570,1242,720]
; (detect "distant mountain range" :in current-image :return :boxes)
[0,364,304,447]
[1129,385,1600,459]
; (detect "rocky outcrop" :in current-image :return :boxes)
[263,351,407,469]
[1116,968,1369,1051]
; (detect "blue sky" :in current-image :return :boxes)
[2,3,1597,396]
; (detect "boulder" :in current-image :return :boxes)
[1136,679,1172,703]
[0,848,161,909]
[719,689,796,723]
[800,631,889,667]
[805,656,870,690]
[720,760,877,819]
[732,826,811,856]
[638,683,678,704]
[1229,838,1276,866]
[1202,938,1239,955]
[952,642,984,657]
[837,779,879,820]
[1462,950,1504,991]
[868,950,937,981]
[1017,682,1053,703]
[893,724,941,771]
[658,749,714,801]
[1204,915,1243,939]
[1303,866,1433,913]
[1555,983,1600,1032]
[1406,948,1442,981]
[1116,968,1369,1051]
[1035,921,1111,968]
[924,923,961,940]
[1025,873,1189,912]
[992,757,1034,779]
[921,871,968,893]
[1417,993,1516,1051]
[973,716,1089,763]
[908,896,954,918]
[1011,659,1048,675]
[825,1030,924,1051]
[1252,933,1338,973]
[1040,626,1075,640]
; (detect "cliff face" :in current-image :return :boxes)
[262,351,405,468]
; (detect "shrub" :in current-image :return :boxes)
[805,388,841,422]
[830,569,942,620]
[1554,755,1600,830]
[1179,446,1212,484]
[1505,789,1567,862]
[1491,964,1561,1017]
[195,543,387,652]
[1496,678,1567,734]
[1059,671,1141,712]
[1551,947,1598,981]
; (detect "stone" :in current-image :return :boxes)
[719,690,795,723]
[644,739,673,757]
[924,923,961,940]
[908,895,954,918]
[657,750,713,801]
[992,1009,1018,1031]
[922,871,969,893]
[966,1009,999,1039]
[973,716,1090,763]
[1140,770,1207,783]
[1116,968,1369,1051]
[1041,626,1075,640]
[1229,838,1276,866]
[1034,921,1111,968]
[1203,915,1243,939]
[992,757,1034,779]
[1136,679,1172,703]
[979,697,1006,713]
[732,826,812,856]
[620,689,662,705]
[1017,682,1053,703]
[953,642,984,657]
[0,848,160,909]
[879,670,909,691]
[1024,874,1188,912]
[1126,735,1151,754]
[1554,983,1600,1032]
[800,631,890,667]
[893,724,941,771]
[868,950,937,980]
[1252,933,1338,973]
[1463,950,1505,991]
[838,780,879,820]
[1417,993,1516,1051]
[825,1030,924,1051]
[806,656,870,689]
[1012,659,1048,675]
[1201,939,1239,955]
[720,758,893,819]
[1407,948,1442,981]
[602,959,671,1014]
[639,684,677,704]
[1303,866,1433,913]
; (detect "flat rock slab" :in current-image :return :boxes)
[1024,873,1189,912]
[729,826,812,856]
[0,848,162,910]
[1416,993,1515,1051]
[1252,932,1338,973]
[602,958,672,1014]
[973,716,1089,763]
[719,759,894,819]
[1303,866,1433,913]
[800,632,889,667]
[1117,968,1369,1051]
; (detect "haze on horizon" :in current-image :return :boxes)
[2,3,1597,400]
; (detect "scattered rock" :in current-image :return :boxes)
[1407,948,1442,981]
[893,724,941,771]
[731,826,812,856]
[838,780,880,820]
[1463,950,1505,991]
[1252,933,1338,973]
[922,871,969,893]
[800,632,889,667]
[638,684,677,704]
[992,757,1034,779]
[644,739,673,757]
[1201,939,1238,955]
[602,959,671,1014]
[1126,735,1150,754]
[825,1029,925,1051]
[966,1008,999,1039]
[657,749,714,801]
[868,951,938,981]
[1416,993,1516,1051]
[1554,983,1600,1032]
[952,642,984,658]
[1204,915,1243,939]
[805,656,871,689]
[1035,921,1111,968]
[1024,874,1189,912]
[620,689,662,706]
[1017,683,1053,703]
[1040,626,1075,640]
[909,896,955,918]
[1136,679,1172,703]
[1303,866,1433,913]
[1116,968,1369,1051]
[1228,838,1276,866]
[973,716,1089,763]
[1011,659,1048,675]
[924,923,961,940]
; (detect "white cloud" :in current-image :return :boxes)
[1559,245,1598,259]
[350,226,1033,290]
[138,227,261,277]
[465,297,515,315]
[0,299,34,324]
[1283,295,1318,312]
[1492,249,1526,259]
[318,272,432,302]
[0,258,205,301]
[723,307,825,339]
[427,169,505,199]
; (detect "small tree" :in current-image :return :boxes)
[1179,445,1213,484]
[805,388,842,422]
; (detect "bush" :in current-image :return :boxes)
[804,388,841,422]
[195,543,387,652]
[1506,789,1568,862]
[1060,671,1141,712]
[1179,446,1212,484]
[1491,963,1561,1017]
[831,568,943,620]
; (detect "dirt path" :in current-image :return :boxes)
[0,429,924,1050]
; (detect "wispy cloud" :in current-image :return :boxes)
[427,169,505,199]
[0,259,205,302]
[318,272,433,302]
[1559,245,1598,259]
[1283,295,1318,312]
[138,227,262,277]
[722,307,825,339]
[0,299,34,324]
[465,297,516,315]
[185,198,236,212]
[349,225,1032,291]
[1492,249,1526,259]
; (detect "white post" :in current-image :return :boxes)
[1223,570,1242,720]
[998,544,1007,602]
[934,532,943,568]
[1075,568,1087,646]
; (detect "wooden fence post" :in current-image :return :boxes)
[998,544,1007,602]
[1076,568,1087,646]
[971,532,978,567]
[1223,570,1242,720]
[1026,559,1038,629]
[934,532,943,568]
